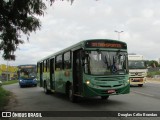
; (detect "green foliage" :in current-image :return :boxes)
[147,71,160,78]
[146,60,159,67]
[0,80,18,110]
[0,0,46,60]
[0,87,10,110]
[2,80,18,85]
[0,0,74,60]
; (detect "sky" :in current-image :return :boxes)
[1,0,160,66]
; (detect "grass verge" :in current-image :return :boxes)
[147,71,160,77]
[2,80,18,85]
[0,87,10,110]
[0,80,17,110]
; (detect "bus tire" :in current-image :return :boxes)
[65,82,70,96]
[69,85,77,103]
[44,82,50,94]
[101,96,109,100]
[138,84,143,87]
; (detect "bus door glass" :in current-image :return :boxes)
[73,49,83,94]
[50,58,55,89]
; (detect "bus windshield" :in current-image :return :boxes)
[18,66,36,79]
[84,51,128,75]
[128,61,146,69]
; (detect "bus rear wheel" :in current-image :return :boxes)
[69,85,78,103]
[44,82,50,94]
[101,96,109,100]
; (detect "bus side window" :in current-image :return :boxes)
[55,54,62,70]
[43,61,46,72]
[64,51,71,69]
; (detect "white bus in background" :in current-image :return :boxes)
[128,54,147,87]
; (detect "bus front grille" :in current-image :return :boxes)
[98,84,123,88]
[99,85,111,88]
[95,76,125,81]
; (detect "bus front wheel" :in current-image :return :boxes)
[69,85,77,103]
[101,96,109,100]
[138,84,143,87]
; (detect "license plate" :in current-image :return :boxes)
[132,79,140,82]
[107,89,116,94]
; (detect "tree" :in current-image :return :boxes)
[146,60,159,68]
[0,0,74,60]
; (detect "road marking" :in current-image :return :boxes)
[131,90,154,97]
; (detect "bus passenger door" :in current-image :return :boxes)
[40,62,43,87]
[50,58,55,90]
[73,49,83,95]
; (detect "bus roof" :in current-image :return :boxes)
[18,64,36,68]
[37,39,127,63]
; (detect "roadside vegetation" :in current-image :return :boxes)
[0,80,18,110]
[2,80,18,85]
[147,71,160,78]
[0,87,10,110]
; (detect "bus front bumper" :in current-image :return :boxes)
[83,84,130,97]
[129,77,146,85]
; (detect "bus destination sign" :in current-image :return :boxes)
[91,42,122,48]
[85,41,127,49]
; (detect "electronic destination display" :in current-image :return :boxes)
[85,40,127,49]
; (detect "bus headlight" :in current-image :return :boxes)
[86,80,90,85]
[19,79,23,82]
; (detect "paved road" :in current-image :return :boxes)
[131,80,160,100]
[2,81,160,120]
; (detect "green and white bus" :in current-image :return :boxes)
[37,39,130,102]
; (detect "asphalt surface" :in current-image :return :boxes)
[2,79,160,120]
